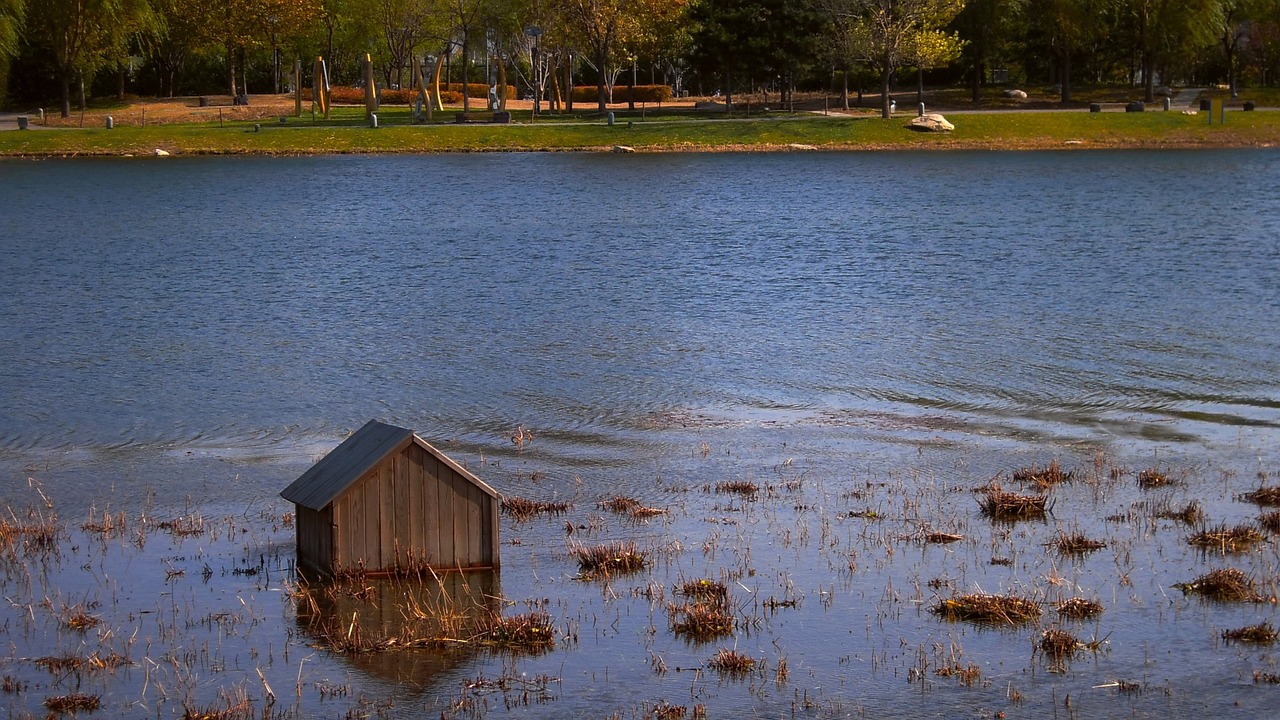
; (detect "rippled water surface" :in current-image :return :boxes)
[2,151,1280,719]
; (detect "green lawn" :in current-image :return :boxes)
[4,105,1278,156]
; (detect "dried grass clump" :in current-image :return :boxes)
[1255,671,1280,684]
[180,688,253,720]
[935,663,981,686]
[1039,628,1083,658]
[1056,597,1104,619]
[60,608,101,632]
[931,593,1042,625]
[978,485,1049,520]
[924,531,964,544]
[0,511,60,555]
[1187,524,1265,554]
[156,514,205,537]
[652,702,688,720]
[714,481,759,498]
[598,496,666,518]
[1222,622,1277,644]
[670,601,734,641]
[1174,568,1262,602]
[481,611,555,651]
[676,578,728,604]
[707,648,756,674]
[44,693,101,713]
[571,541,648,576]
[1259,511,1280,534]
[1154,500,1205,525]
[501,496,571,521]
[1052,530,1106,555]
[1137,467,1173,489]
[1013,460,1074,487]
[1241,486,1280,506]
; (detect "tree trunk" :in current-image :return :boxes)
[841,68,849,111]
[1143,52,1155,102]
[565,55,573,113]
[880,68,891,118]
[60,74,71,117]
[595,45,608,112]
[970,59,982,103]
[228,43,238,97]
[1060,51,1071,103]
[462,34,471,113]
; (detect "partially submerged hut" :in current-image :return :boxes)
[281,420,499,576]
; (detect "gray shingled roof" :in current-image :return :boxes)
[279,420,414,511]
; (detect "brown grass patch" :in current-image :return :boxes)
[1056,597,1104,619]
[714,481,759,498]
[1255,671,1280,684]
[1039,628,1082,658]
[155,514,205,537]
[1259,511,1280,534]
[1052,530,1106,555]
[707,647,756,674]
[501,496,571,521]
[1187,524,1265,553]
[675,578,728,603]
[1174,567,1262,602]
[670,601,734,641]
[44,693,101,713]
[1222,621,1277,643]
[1241,486,1280,506]
[1137,467,1173,489]
[0,511,60,556]
[931,593,1042,625]
[1013,459,1074,487]
[924,530,964,544]
[481,610,556,651]
[571,541,648,576]
[598,496,667,518]
[935,663,981,686]
[977,485,1049,520]
[1153,499,1205,525]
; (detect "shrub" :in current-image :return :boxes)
[320,84,510,105]
[570,84,673,104]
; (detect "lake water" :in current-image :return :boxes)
[2,150,1280,719]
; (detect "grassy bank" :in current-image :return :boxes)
[4,103,1280,156]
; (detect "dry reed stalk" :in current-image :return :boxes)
[1039,628,1082,658]
[1174,568,1263,602]
[670,601,734,641]
[1056,597,1104,619]
[977,485,1049,520]
[501,496,571,521]
[1052,530,1106,555]
[707,648,756,674]
[44,693,101,713]
[675,578,728,604]
[924,531,964,544]
[598,496,666,518]
[931,593,1042,625]
[714,481,759,498]
[571,541,648,576]
[1153,499,1205,525]
[1013,460,1074,487]
[1187,524,1265,553]
[1260,511,1280,534]
[0,509,60,556]
[481,610,556,651]
[1222,622,1277,643]
[1241,486,1280,506]
[1137,467,1173,489]
[934,663,981,686]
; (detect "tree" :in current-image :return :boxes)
[1030,0,1096,102]
[0,0,24,59]
[950,0,1023,102]
[26,0,154,117]
[1217,0,1278,96]
[1118,0,1217,101]
[560,0,679,111]
[818,0,965,118]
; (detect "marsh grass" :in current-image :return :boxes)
[934,663,981,686]
[1222,622,1277,643]
[0,509,59,556]
[670,601,734,641]
[714,481,760,498]
[1187,524,1265,554]
[1174,568,1263,602]
[1241,486,1280,506]
[707,648,756,674]
[977,485,1050,520]
[44,693,101,713]
[1137,467,1173,489]
[1260,511,1280,534]
[1056,597,1104,619]
[1039,628,1083,658]
[598,496,666,519]
[1153,499,1206,525]
[501,496,572,521]
[931,593,1042,625]
[675,578,728,604]
[1013,460,1074,488]
[1052,530,1106,555]
[571,541,649,577]
[481,611,556,652]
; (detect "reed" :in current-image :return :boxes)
[1241,485,1280,506]
[1039,628,1082,658]
[1173,568,1262,602]
[1222,622,1277,643]
[1013,459,1074,488]
[931,593,1042,625]
[670,601,734,641]
[707,647,756,674]
[501,496,572,521]
[977,485,1049,520]
[1187,524,1265,553]
[1056,597,1104,619]
[1052,530,1106,555]
[571,541,649,576]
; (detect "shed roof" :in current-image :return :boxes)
[280,420,495,511]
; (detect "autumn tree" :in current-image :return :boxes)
[950,0,1023,102]
[1117,0,1217,101]
[1217,0,1278,96]
[0,0,23,58]
[818,0,965,118]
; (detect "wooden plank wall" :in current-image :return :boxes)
[329,445,497,574]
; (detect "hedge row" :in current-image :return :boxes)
[569,85,673,103]
[323,84,514,105]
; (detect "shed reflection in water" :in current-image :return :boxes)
[295,569,501,685]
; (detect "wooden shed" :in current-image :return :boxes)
[280,420,499,576]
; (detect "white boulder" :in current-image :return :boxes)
[906,113,954,132]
